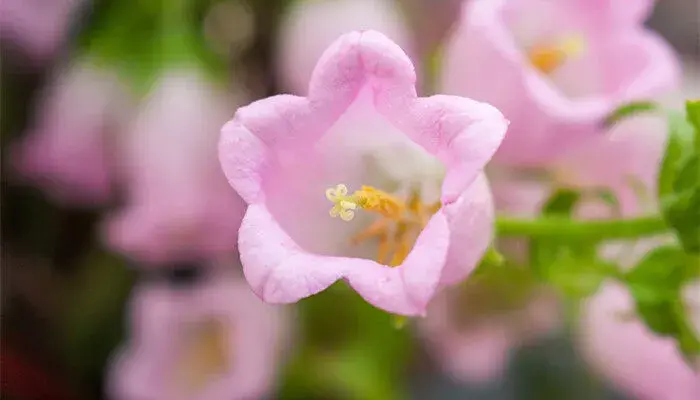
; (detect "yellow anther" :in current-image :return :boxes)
[354,186,405,219]
[326,183,442,267]
[528,34,586,74]
[326,184,405,221]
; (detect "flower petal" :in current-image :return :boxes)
[346,209,450,315]
[440,173,495,286]
[238,203,349,303]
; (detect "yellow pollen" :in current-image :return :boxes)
[528,35,585,74]
[326,184,441,266]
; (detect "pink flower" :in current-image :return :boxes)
[104,68,246,265]
[0,0,85,63]
[419,285,559,383]
[490,113,668,224]
[579,282,700,400]
[490,111,698,397]
[107,269,289,400]
[219,30,508,316]
[276,0,414,95]
[10,57,130,205]
[441,0,680,166]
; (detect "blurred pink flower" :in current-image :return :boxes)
[441,0,680,166]
[104,68,246,265]
[571,116,700,397]
[490,110,699,397]
[490,113,668,224]
[275,0,414,95]
[219,30,508,316]
[108,270,289,400]
[579,282,700,400]
[11,57,130,205]
[420,285,559,383]
[0,0,85,63]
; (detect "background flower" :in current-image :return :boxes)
[0,0,86,64]
[107,267,289,400]
[441,0,680,166]
[104,68,247,265]
[275,0,414,95]
[579,282,700,400]
[10,56,131,205]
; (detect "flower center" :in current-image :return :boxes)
[171,318,229,397]
[527,34,585,74]
[326,184,440,266]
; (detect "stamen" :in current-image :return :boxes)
[325,183,442,267]
[528,34,585,74]
[325,184,405,221]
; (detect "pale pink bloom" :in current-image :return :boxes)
[472,111,667,383]
[579,282,700,400]
[104,69,246,265]
[275,0,413,95]
[0,0,85,63]
[489,111,699,397]
[684,280,700,344]
[107,269,288,400]
[219,30,508,316]
[419,286,559,383]
[441,0,680,166]
[11,57,130,205]
[490,113,668,223]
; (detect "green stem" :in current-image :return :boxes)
[496,215,668,239]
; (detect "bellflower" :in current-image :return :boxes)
[107,270,289,400]
[276,0,413,95]
[219,30,508,316]
[490,113,668,226]
[11,57,130,205]
[441,0,680,166]
[104,68,246,265]
[579,282,700,400]
[0,0,85,63]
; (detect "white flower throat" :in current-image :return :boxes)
[527,34,586,74]
[325,145,445,267]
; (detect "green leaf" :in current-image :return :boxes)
[662,188,700,253]
[603,101,658,127]
[625,246,700,360]
[673,154,699,194]
[528,189,613,299]
[658,105,700,253]
[626,246,689,300]
[542,188,582,215]
[658,110,695,199]
[532,241,613,299]
[685,99,700,143]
